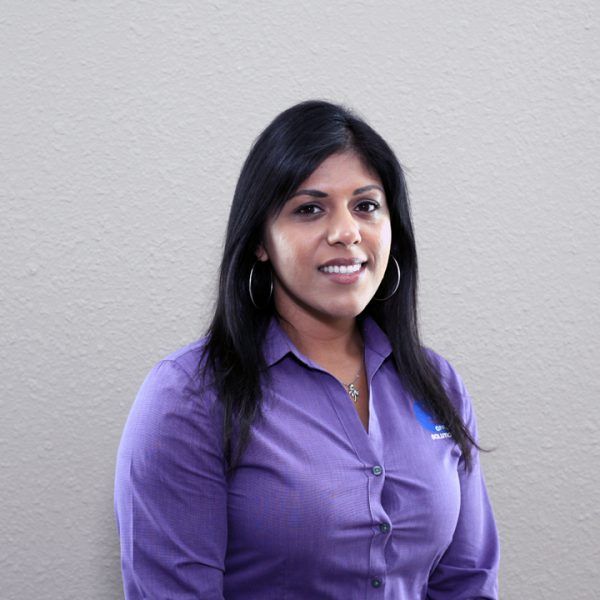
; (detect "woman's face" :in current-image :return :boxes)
[256,150,392,323]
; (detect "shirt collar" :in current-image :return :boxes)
[262,313,393,369]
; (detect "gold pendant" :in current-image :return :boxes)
[347,383,359,402]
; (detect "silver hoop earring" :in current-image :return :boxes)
[374,255,401,302]
[249,260,273,309]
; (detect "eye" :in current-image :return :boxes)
[295,204,323,216]
[356,200,380,212]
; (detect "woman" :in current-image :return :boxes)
[114,99,500,599]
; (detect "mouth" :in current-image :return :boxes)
[317,261,368,283]
[318,261,367,274]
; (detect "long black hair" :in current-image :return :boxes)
[199,99,479,473]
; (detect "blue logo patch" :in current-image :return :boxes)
[413,401,452,440]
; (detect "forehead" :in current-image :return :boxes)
[297,151,382,188]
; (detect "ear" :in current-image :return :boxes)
[255,242,269,262]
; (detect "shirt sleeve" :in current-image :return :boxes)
[426,356,500,600]
[114,359,227,600]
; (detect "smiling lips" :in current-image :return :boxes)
[317,258,367,282]
[318,257,367,271]
[319,263,363,274]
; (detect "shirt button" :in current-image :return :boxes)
[371,465,383,476]
[379,522,390,533]
[371,577,382,588]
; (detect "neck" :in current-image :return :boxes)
[275,307,363,363]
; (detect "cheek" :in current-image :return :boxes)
[380,223,392,252]
[375,221,392,266]
[269,230,311,274]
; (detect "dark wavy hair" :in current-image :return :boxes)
[199,99,479,473]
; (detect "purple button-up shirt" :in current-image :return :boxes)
[114,315,499,599]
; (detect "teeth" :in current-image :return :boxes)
[320,263,362,274]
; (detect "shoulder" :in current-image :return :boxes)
[158,333,212,384]
[119,335,223,459]
[139,331,220,396]
[116,336,226,495]
[421,346,474,421]
[422,346,465,391]
[129,334,220,427]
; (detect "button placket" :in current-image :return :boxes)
[366,462,389,594]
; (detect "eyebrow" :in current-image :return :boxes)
[289,184,384,199]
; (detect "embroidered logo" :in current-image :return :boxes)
[413,401,452,440]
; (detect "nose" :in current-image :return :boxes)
[326,209,362,247]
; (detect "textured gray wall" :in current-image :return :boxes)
[1,1,598,598]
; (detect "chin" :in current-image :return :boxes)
[316,298,370,320]
[278,286,372,321]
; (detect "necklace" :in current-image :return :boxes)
[343,365,362,403]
